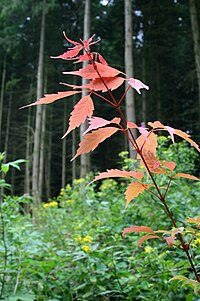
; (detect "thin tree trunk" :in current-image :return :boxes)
[24,108,32,194]
[38,106,46,200]
[142,57,147,124]
[45,107,52,200]
[189,0,200,128]
[156,61,161,121]
[0,55,6,146]
[80,0,91,178]
[62,102,67,187]
[32,0,46,204]
[3,92,11,158]
[0,91,11,200]
[124,0,136,159]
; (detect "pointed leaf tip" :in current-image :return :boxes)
[72,127,119,160]
[62,95,94,138]
[20,91,81,109]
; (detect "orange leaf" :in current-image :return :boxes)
[161,161,176,171]
[64,62,121,79]
[62,95,94,138]
[138,235,160,247]
[174,129,200,152]
[125,182,148,208]
[174,173,200,181]
[139,150,166,174]
[92,169,144,182]
[136,132,158,155]
[148,121,200,152]
[72,127,119,160]
[185,215,200,224]
[83,117,120,135]
[122,225,155,237]
[20,91,81,109]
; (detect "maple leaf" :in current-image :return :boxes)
[125,182,148,208]
[128,78,149,94]
[83,117,120,135]
[62,95,94,138]
[148,121,200,152]
[122,225,155,238]
[92,169,144,183]
[174,173,200,181]
[20,91,81,109]
[72,127,119,160]
[64,62,121,79]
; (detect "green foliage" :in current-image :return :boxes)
[0,172,200,300]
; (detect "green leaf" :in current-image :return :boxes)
[1,163,10,174]
[8,294,35,301]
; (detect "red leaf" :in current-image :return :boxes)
[20,91,81,109]
[51,45,83,60]
[122,225,155,238]
[64,62,121,79]
[174,173,200,181]
[92,169,144,182]
[62,95,94,138]
[138,235,160,247]
[85,77,125,92]
[83,117,120,135]
[74,53,90,63]
[125,182,148,208]
[98,54,108,65]
[128,78,149,94]
[72,127,119,160]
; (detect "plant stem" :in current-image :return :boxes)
[84,45,200,283]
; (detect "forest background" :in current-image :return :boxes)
[0,0,200,201]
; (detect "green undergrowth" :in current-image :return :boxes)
[0,139,200,300]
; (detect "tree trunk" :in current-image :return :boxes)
[142,57,147,125]
[38,106,46,199]
[80,0,91,178]
[0,55,6,147]
[62,102,67,187]
[45,107,52,200]
[24,107,32,194]
[189,0,200,128]
[32,0,46,204]
[124,0,136,159]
